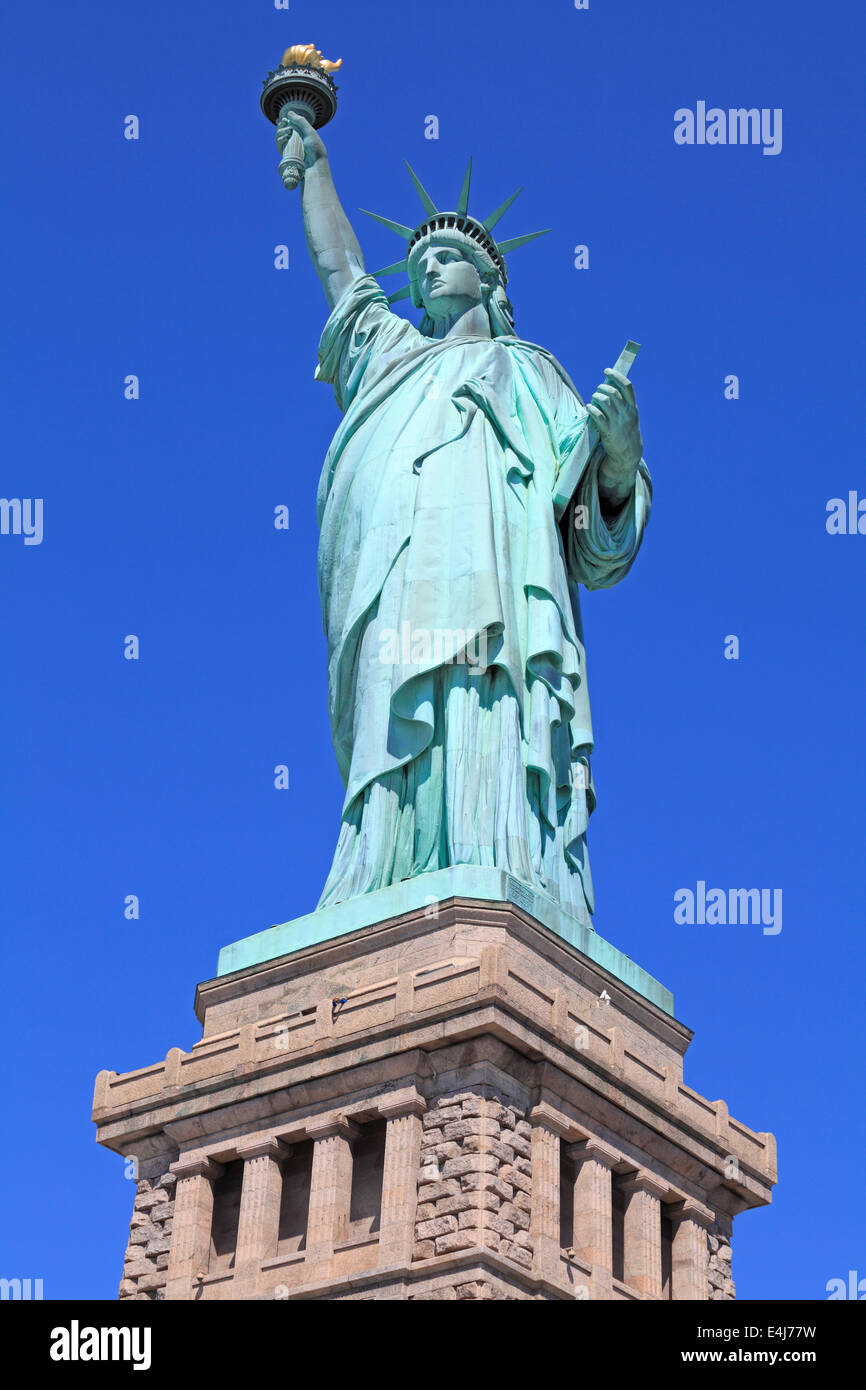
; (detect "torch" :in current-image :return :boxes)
[260,44,342,191]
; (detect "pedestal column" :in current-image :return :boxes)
[233,1137,290,1294]
[378,1093,426,1269]
[567,1137,619,1298]
[304,1116,359,1283]
[669,1198,713,1301]
[528,1102,571,1282]
[620,1171,667,1299]
[164,1155,224,1299]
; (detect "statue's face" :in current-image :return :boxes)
[416,241,483,319]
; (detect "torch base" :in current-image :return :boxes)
[260,64,338,128]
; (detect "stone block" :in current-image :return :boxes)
[423,1107,461,1129]
[134,1189,171,1210]
[136,1272,165,1293]
[434,1231,477,1255]
[473,1280,495,1300]
[442,1118,499,1141]
[144,1236,171,1256]
[460,1173,513,1202]
[438,1190,499,1217]
[462,1135,514,1162]
[500,1131,531,1159]
[416,1215,458,1240]
[417,1179,460,1203]
[423,1142,461,1162]
[483,1213,515,1239]
[499,1203,530,1232]
[442,1154,499,1178]
[128,1226,154,1246]
[499,1164,531,1195]
[500,1240,533,1268]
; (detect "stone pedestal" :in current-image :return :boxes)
[93,885,776,1300]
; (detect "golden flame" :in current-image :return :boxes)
[280,44,342,73]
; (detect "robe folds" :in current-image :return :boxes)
[313,274,651,924]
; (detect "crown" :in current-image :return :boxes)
[360,159,551,304]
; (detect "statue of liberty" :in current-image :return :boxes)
[276,109,652,929]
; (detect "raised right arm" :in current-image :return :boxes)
[276,112,365,311]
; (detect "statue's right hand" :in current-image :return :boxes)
[276,111,327,168]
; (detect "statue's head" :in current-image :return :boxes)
[361,161,549,339]
[408,235,514,338]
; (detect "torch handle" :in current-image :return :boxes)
[279,127,305,191]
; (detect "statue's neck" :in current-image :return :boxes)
[433,302,492,341]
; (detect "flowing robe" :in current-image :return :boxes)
[314,274,651,925]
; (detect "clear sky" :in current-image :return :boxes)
[2,0,863,1300]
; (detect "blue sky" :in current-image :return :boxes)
[2,0,863,1299]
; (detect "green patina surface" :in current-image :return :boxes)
[216,866,673,1016]
[253,125,657,993]
[273,131,650,931]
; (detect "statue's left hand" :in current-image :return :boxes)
[587,369,643,475]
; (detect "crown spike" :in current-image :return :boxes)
[497,228,552,254]
[359,209,415,239]
[482,187,523,231]
[370,258,410,278]
[456,157,473,217]
[404,162,439,218]
[387,284,413,304]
